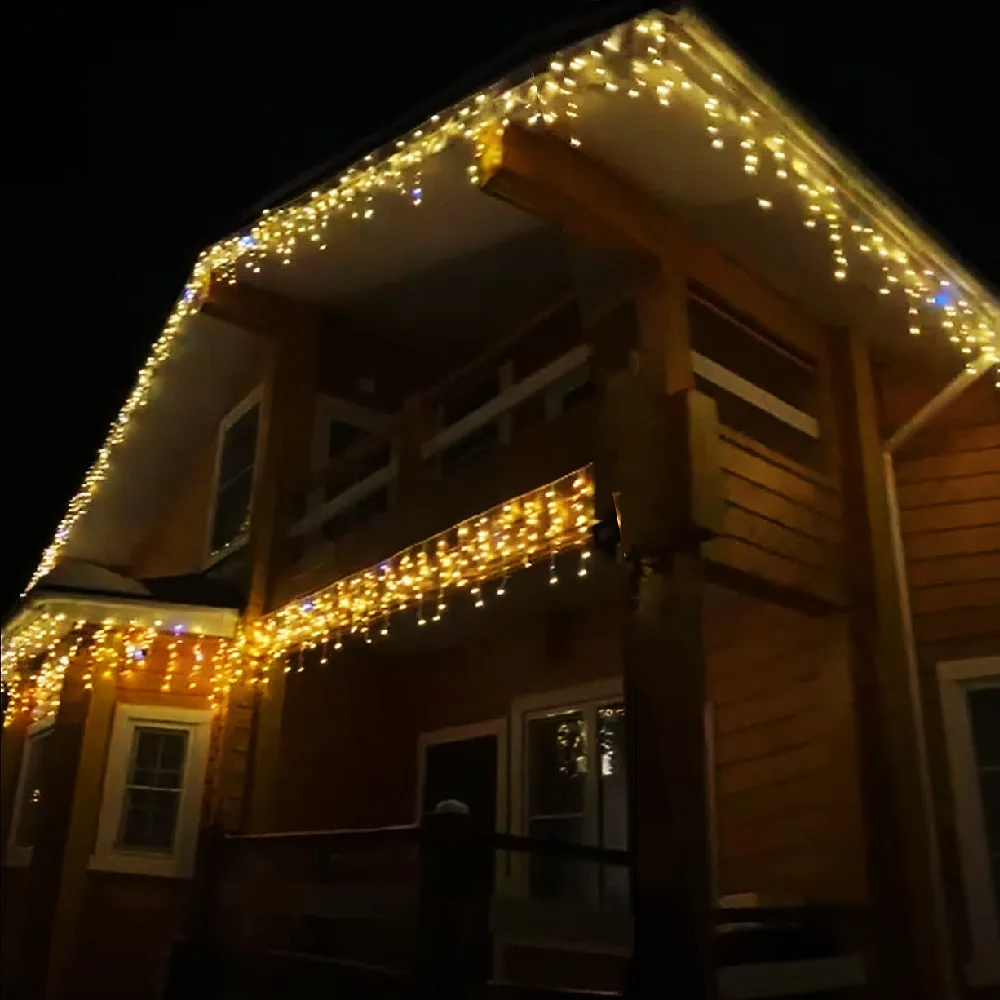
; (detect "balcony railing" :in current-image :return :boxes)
[168,814,867,999]
[272,287,845,613]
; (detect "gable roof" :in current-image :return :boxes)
[25,5,998,596]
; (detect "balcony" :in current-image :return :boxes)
[269,281,845,617]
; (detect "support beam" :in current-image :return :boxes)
[203,277,432,409]
[604,266,723,1000]
[830,327,956,1000]
[480,124,827,359]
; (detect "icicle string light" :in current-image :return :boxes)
[248,467,595,666]
[23,12,997,594]
[3,469,596,722]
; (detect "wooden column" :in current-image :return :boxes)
[44,666,116,999]
[608,263,723,999]
[238,301,319,833]
[830,328,954,999]
[246,325,320,618]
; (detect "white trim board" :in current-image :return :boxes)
[4,716,56,868]
[204,385,263,567]
[90,704,213,879]
[937,656,1000,986]
[415,718,509,832]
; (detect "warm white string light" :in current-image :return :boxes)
[21,12,996,601]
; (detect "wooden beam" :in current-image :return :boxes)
[203,277,432,408]
[480,124,828,359]
[202,276,326,340]
[830,327,956,1000]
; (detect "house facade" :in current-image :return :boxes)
[2,8,997,999]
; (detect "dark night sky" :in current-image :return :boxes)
[6,0,996,610]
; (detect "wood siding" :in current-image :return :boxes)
[892,375,1000,988]
[704,427,846,610]
[273,580,866,906]
[706,592,865,903]
[131,436,219,579]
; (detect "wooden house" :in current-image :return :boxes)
[2,7,997,999]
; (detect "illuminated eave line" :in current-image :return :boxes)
[24,8,997,595]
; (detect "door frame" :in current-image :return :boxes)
[415,719,508,834]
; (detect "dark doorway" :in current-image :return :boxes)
[421,732,499,835]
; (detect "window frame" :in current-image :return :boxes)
[508,680,623,899]
[938,655,1000,986]
[4,715,56,868]
[415,719,508,830]
[205,387,263,567]
[90,704,212,879]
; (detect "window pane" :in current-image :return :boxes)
[598,704,629,909]
[211,469,254,552]
[219,404,259,483]
[979,769,1000,856]
[118,728,188,853]
[968,687,1000,768]
[528,816,588,902]
[15,731,53,848]
[119,788,181,851]
[528,712,586,818]
[129,729,188,789]
[598,704,628,850]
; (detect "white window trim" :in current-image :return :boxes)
[5,716,56,868]
[415,719,508,830]
[510,679,623,843]
[938,655,1000,986]
[205,386,263,568]
[90,704,212,879]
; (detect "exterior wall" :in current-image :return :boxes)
[131,437,219,579]
[1,634,233,1000]
[1,658,90,998]
[56,637,222,1000]
[890,373,1000,991]
[707,591,866,904]
[274,581,867,907]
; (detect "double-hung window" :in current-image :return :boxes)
[209,391,261,559]
[91,705,212,878]
[939,656,1000,985]
[5,717,55,867]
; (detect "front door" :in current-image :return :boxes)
[421,732,499,832]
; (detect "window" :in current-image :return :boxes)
[939,656,1000,985]
[91,705,212,878]
[514,683,628,908]
[5,717,55,867]
[209,391,261,559]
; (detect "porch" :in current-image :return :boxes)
[182,557,872,998]
[168,822,867,999]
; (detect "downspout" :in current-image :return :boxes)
[881,353,993,998]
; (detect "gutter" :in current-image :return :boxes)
[2,591,240,645]
[879,352,993,999]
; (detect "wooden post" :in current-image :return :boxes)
[244,668,286,833]
[246,326,319,619]
[830,327,955,999]
[242,315,318,833]
[606,263,724,999]
[44,663,116,1000]
[416,808,491,999]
